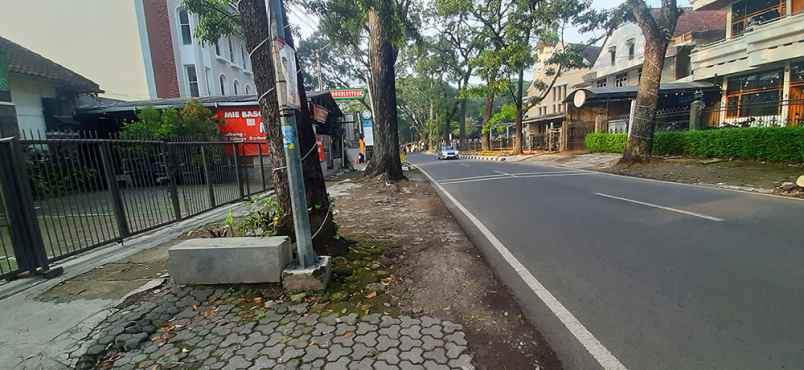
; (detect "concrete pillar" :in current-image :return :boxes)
[782,63,792,125]
[689,100,704,130]
[594,114,606,133]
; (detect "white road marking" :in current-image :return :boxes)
[415,164,629,370]
[440,171,592,185]
[595,193,725,222]
[438,173,510,182]
[493,170,513,177]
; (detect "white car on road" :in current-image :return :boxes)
[437,145,459,160]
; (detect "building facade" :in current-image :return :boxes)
[690,0,804,126]
[523,43,601,150]
[0,36,101,136]
[589,9,726,88]
[0,0,254,101]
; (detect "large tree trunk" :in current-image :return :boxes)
[622,0,679,163]
[366,7,404,180]
[480,93,494,151]
[512,67,526,155]
[238,0,337,253]
[458,98,467,149]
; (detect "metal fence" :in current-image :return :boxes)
[0,134,272,280]
[702,99,804,128]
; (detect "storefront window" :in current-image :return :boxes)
[790,61,804,125]
[731,0,785,37]
[725,69,783,117]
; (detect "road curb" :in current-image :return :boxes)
[412,163,626,370]
[461,155,508,161]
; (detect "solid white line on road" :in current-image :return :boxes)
[440,171,592,185]
[416,164,629,370]
[438,173,510,182]
[493,170,513,177]
[595,193,725,222]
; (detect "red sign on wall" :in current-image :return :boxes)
[216,107,269,156]
[330,88,365,100]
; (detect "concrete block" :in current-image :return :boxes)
[168,237,291,285]
[282,256,332,292]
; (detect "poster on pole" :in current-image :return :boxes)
[361,117,374,146]
[279,44,301,109]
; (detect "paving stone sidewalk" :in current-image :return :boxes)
[70,283,474,370]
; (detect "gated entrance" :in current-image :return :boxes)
[0,134,273,281]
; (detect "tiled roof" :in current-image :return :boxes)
[649,8,727,36]
[1,36,101,93]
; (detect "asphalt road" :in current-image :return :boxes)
[408,153,804,370]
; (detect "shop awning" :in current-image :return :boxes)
[564,82,719,107]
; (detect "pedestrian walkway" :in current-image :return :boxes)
[73,283,474,370]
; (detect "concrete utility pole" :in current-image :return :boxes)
[267,0,317,268]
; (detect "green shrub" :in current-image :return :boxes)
[584,127,804,162]
[585,133,627,153]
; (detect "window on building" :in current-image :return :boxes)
[219,75,227,95]
[228,37,235,62]
[185,65,199,97]
[240,43,247,68]
[627,39,635,60]
[725,68,784,118]
[615,73,628,87]
[215,39,221,56]
[731,0,784,37]
[597,79,607,88]
[205,68,212,96]
[609,46,616,65]
[178,8,192,45]
[233,80,240,95]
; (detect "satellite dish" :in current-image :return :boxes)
[573,90,587,108]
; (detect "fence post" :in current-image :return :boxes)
[233,143,244,198]
[0,139,55,277]
[164,143,182,220]
[257,143,266,192]
[200,145,216,207]
[99,142,130,239]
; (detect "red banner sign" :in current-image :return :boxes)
[330,89,365,100]
[216,107,269,156]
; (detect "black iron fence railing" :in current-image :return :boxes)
[0,133,272,280]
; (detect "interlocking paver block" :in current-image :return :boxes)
[421,324,444,339]
[376,334,400,352]
[279,347,305,363]
[444,332,468,346]
[223,355,251,370]
[313,322,336,335]
[373,360,397,370]
[399,336,423,352]
[421,335,444,351]
[421,360,450,370]
[380,316,401,328]
[449,353,475,369]
[302,344,328,363]
[398,360,425,370]
[244,332,270,346]
[400,325,421,339]
[356,322,378,335]
[379,324,402,339]
[326,343,353,361]
[324,356,351,370]
[350,343,376,361]
[399,316,418,329]
[355,331,379,347]
[221,333,245,348]
[442,321,462,334]
[420,316,439,328]
[335,323,357,336]
[423,348,448,364]
[399,348,424,364]
[364,313,382,324]
[351,357,375,370]
[445,341,466,359]
[377,347,401,365]
[250,356,277,370]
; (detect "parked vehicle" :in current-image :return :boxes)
[437,145,459,160]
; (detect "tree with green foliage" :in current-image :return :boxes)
[183,0,338,252]
[305,0,420,181]
[121,100,221,140]
[620,0,680,162]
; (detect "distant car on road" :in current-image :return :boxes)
[437,145,459,160]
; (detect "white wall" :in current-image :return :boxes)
[8,75,56,134]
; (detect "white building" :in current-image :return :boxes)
[0,0,255,100]
[690,0,804,125]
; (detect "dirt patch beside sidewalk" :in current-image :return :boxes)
[332,171,562,370]
[604,157,804,195]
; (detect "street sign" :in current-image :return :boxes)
[278,42,301,109]
[331,88,366,100]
